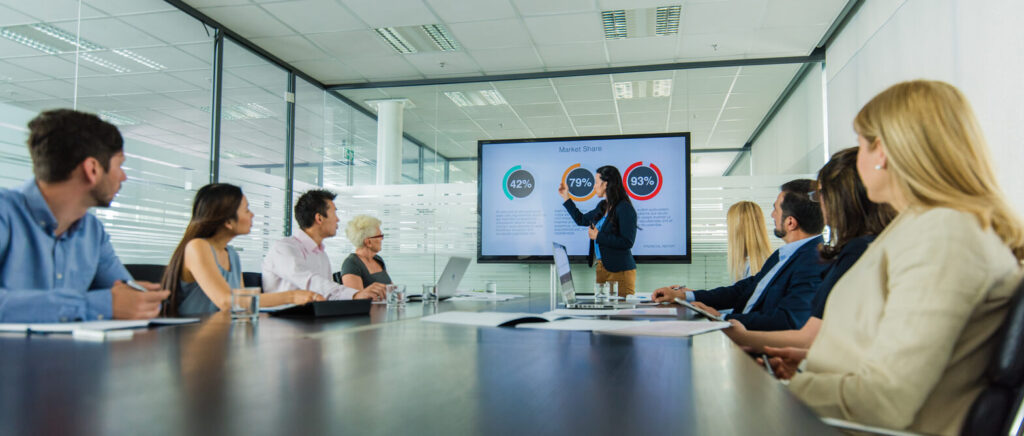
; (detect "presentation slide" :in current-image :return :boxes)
[478,133,690,262]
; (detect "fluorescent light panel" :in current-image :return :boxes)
[421,24,459,51]
[445,90,507,107]
[601,10,628,39]
[601,5,682,39]
[0,24,165,72]
[374,27,416,54]
[655,6,682,36]
[614,79,672,99]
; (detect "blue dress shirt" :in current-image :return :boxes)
[0,179,130,322]
[594,215,607,260]
[739,235,818,313]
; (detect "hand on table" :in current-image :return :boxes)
[759,346,807,380]
[355,282,386,301]
[288,290,325,305]
[111,280,170,319]
[691,301,721,318]
[650,286,690,303]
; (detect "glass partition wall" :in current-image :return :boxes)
[0,0,825,294]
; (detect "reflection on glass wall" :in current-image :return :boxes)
[218,38,287,268]
[0,0,214,264]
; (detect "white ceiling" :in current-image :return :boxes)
[185,0,847,84]
[0,0,844,177]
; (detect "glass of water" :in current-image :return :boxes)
[608,281,619,300]
[230,288,260,322]
[595,282,610,303]
[422,284,438,302]
[386,284,407,308]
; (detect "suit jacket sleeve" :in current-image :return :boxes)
[562,200,601,226]
[595,202,636,250]
[691,267,765,310]
[725,249,823,330]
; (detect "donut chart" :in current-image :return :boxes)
[623,161,663,201]
[502,165,535,200]
[561,163,595,201]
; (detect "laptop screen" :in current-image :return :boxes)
[552,242,576,305]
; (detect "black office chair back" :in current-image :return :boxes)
[242,272,263,292]
[332,272,344,285]
[124,264,166,283]
[961,274,1024,436]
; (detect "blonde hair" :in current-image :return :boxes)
[345,214,382,248]
[726,201,772,281]
[855,80,1024,260]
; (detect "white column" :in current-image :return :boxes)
[369,99,408,185]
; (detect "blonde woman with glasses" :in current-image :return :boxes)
[764,80,1024,435]
[725,201,772,282]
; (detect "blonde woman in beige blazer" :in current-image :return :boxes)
[764,80,1024,435]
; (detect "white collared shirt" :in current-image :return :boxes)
[261,230,357,300]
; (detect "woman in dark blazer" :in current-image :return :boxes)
[558,165,638,296]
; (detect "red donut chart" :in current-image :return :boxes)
[623,161,663,201]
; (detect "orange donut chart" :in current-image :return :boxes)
[561,163,596,201]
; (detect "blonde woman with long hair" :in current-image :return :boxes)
[725,201,772,282]
[764,80,1024,435]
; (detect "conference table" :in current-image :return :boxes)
[1,295,836,435]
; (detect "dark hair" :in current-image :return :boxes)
[817,147,896,259]
[595,165,631,227]
[294,189,336,230]
[779,178,824,234]
[161,183,244,316]
[26,109,124,182]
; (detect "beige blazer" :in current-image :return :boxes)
[788,207,1022,435]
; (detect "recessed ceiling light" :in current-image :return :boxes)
[375,27,417,54]
[445,90,507,107]
[601,10,628,40]
[652,79,672,97]
[479,90,506,105]
[0,28,59,54]
[421,24,459,51]
[601,5,682,39]
[613,82,633,99]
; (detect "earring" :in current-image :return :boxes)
[874,165,883,170]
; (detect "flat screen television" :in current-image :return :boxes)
[477,132,691,263]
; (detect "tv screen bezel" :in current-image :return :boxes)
[476,132,692,264]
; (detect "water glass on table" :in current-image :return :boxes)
[595,282,610,303]
[422,284,438,302]
[387,284,407,308]
[608,281,619,300]
[230,288,260,322]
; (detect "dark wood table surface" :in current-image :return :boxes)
[0,295,835,436]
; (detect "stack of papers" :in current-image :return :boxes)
[596,321,731,337]
[0,318,199,334]
[542,308,678,317]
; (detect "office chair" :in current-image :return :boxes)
[823,272,1024,436]
[124,264,166,283]
[242,272,263,292]
[332,272,344,285]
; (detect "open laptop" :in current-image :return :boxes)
[408,256,471,301]
[552,242,614,310]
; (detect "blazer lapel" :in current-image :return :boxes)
[749,236,821,311]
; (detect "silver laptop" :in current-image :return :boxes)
[406,256,470,301]
[435,256,471,300]
[552,242,614,310]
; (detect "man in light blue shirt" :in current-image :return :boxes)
[0,109,170,322]
[651,179,828,330]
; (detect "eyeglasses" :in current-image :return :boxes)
[808,190,823,202]
[368,234,385,239]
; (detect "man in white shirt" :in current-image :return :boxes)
[262,190,384,300]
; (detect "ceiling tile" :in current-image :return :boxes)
[523,13,604,44]
[619,111,667,126]
[198,5,293,38]
[512,102,563,117]
[350,55,422,80]
[675,32,750,60]
[250,36,328,62]
[606,37,679,65]
[124,11,214,45]
[523,115,569,129]
[6,0,104,22]
[537,42,607,68]
[513,0,596,16]
[570,113,616,127]
[763,0,847,27]
[469,47,543,73]
[680,1,765,35]
[260,0,365,33]
[0,4,40,27]
[563,100,615,115]
[426,0,517,23]
[291,59,364,83]
[556,83,612,101]
[448,19,533,50]
[616,98,669,113]
[307,30,395,58]
[342,0,439,28]
[405,52,481,76]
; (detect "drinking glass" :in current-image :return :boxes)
[230,288,260,322]
[386,284,407,308]
[422,284,438,302]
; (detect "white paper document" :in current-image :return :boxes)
[542,308,678,317]
[596,321,731,337]
[0,318,199,334]
[260,304,299,312]
[446,294,524,302]
[516,319,650,331]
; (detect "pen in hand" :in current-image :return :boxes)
[127,280,149,292]
[760,354,775,377]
